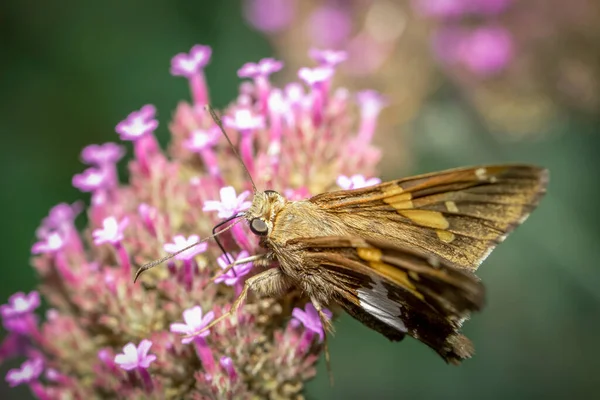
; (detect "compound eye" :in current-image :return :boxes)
[250,218,269,236]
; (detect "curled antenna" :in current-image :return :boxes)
[133,216,245,282]
[205,104,257,193]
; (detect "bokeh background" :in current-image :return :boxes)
[2,0,599,398]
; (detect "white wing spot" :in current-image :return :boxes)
[475,168,488,181]
[358,279,407,333]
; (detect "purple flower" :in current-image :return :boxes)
[81,142,125,166]
[0,292,40,320]
[5,358,43,387]
[31,231,64,254]
[184,128,220,152]
[170,306,215,344]
[307,5,352,47]
[459,26,513,75]
[412,0,470,18]
[223,109,265,132]
[170,45,212,78]
[336,174,382,190]
[203,186,252,219]
[114,339,156,370]
[163,235,207,261]
[115,104,159,141]
[309,48,348,67]
[215,251,254,286]
[238,58,284,79]
[243,0,297,33]
[292,302,332,342]
[72,167,111,192]
[4,46,387,398]
[92,216,129,245]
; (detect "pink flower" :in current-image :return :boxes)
[170,45,212,78]
[219,356,238,382]
[115,104,159,141]
[223,109,265,132]
[114,339,156,370]
[215,251,254,286]
[92,216,129,245]
[238,58,284,79]
[170,306,215,344]
[336,174,382,190]
[307,5,352,48]
[5,358,43,387]
[2,45,386,398]
[72,167,111,192]
[163,235,207,261]
[292,303,332,342]
[184,128,220,152]
[309,48,348,67]
[0,292,40,320]
[458,26,513,76]
[298,66,334,86]
[203,186,252,219]
[243,0,297,33]
[31,232,64,254]
[81,142,125,166]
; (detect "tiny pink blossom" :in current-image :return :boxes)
[309,48,348,67]
[31,231,65,254]
[44,202,83,230]
[238,58,284,79]
[163,235,207,261]
[92,216,129,245]
[115,105,159,141]
[170,45,212,78]
[298,66,334,86]
[114,339,157,370]
[219,356,238,382]
[72,167,110,192]
[0,291,40,319]
[81,142,125,166]
[170,306,215,344]
[292,303,332,342]
[5,358,43,387]
[184,128,221,152]
[223,109,265,132]
[356,90,388,119]
[336,174,381,190]
[203,186,252,218]
[215,251,254,286]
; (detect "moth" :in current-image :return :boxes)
[136,111,548,365]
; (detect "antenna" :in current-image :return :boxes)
[133,216,244,282]
[205,105,257,193]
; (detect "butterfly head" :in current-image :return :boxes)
[245,190,287,237]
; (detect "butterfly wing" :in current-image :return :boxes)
[309,164,548,270]
[287,236,484,364]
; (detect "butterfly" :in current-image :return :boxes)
[191,163,548,364]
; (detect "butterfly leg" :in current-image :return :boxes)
[209,254,269,282]
[311,298,335,385]
[192,267,291,336]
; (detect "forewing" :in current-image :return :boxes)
[310,164,548,270]
[288,236,484,364]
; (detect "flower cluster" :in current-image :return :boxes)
[417,0,514,76]
[0,44,384,398]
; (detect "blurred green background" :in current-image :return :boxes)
[1,0,599,399]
